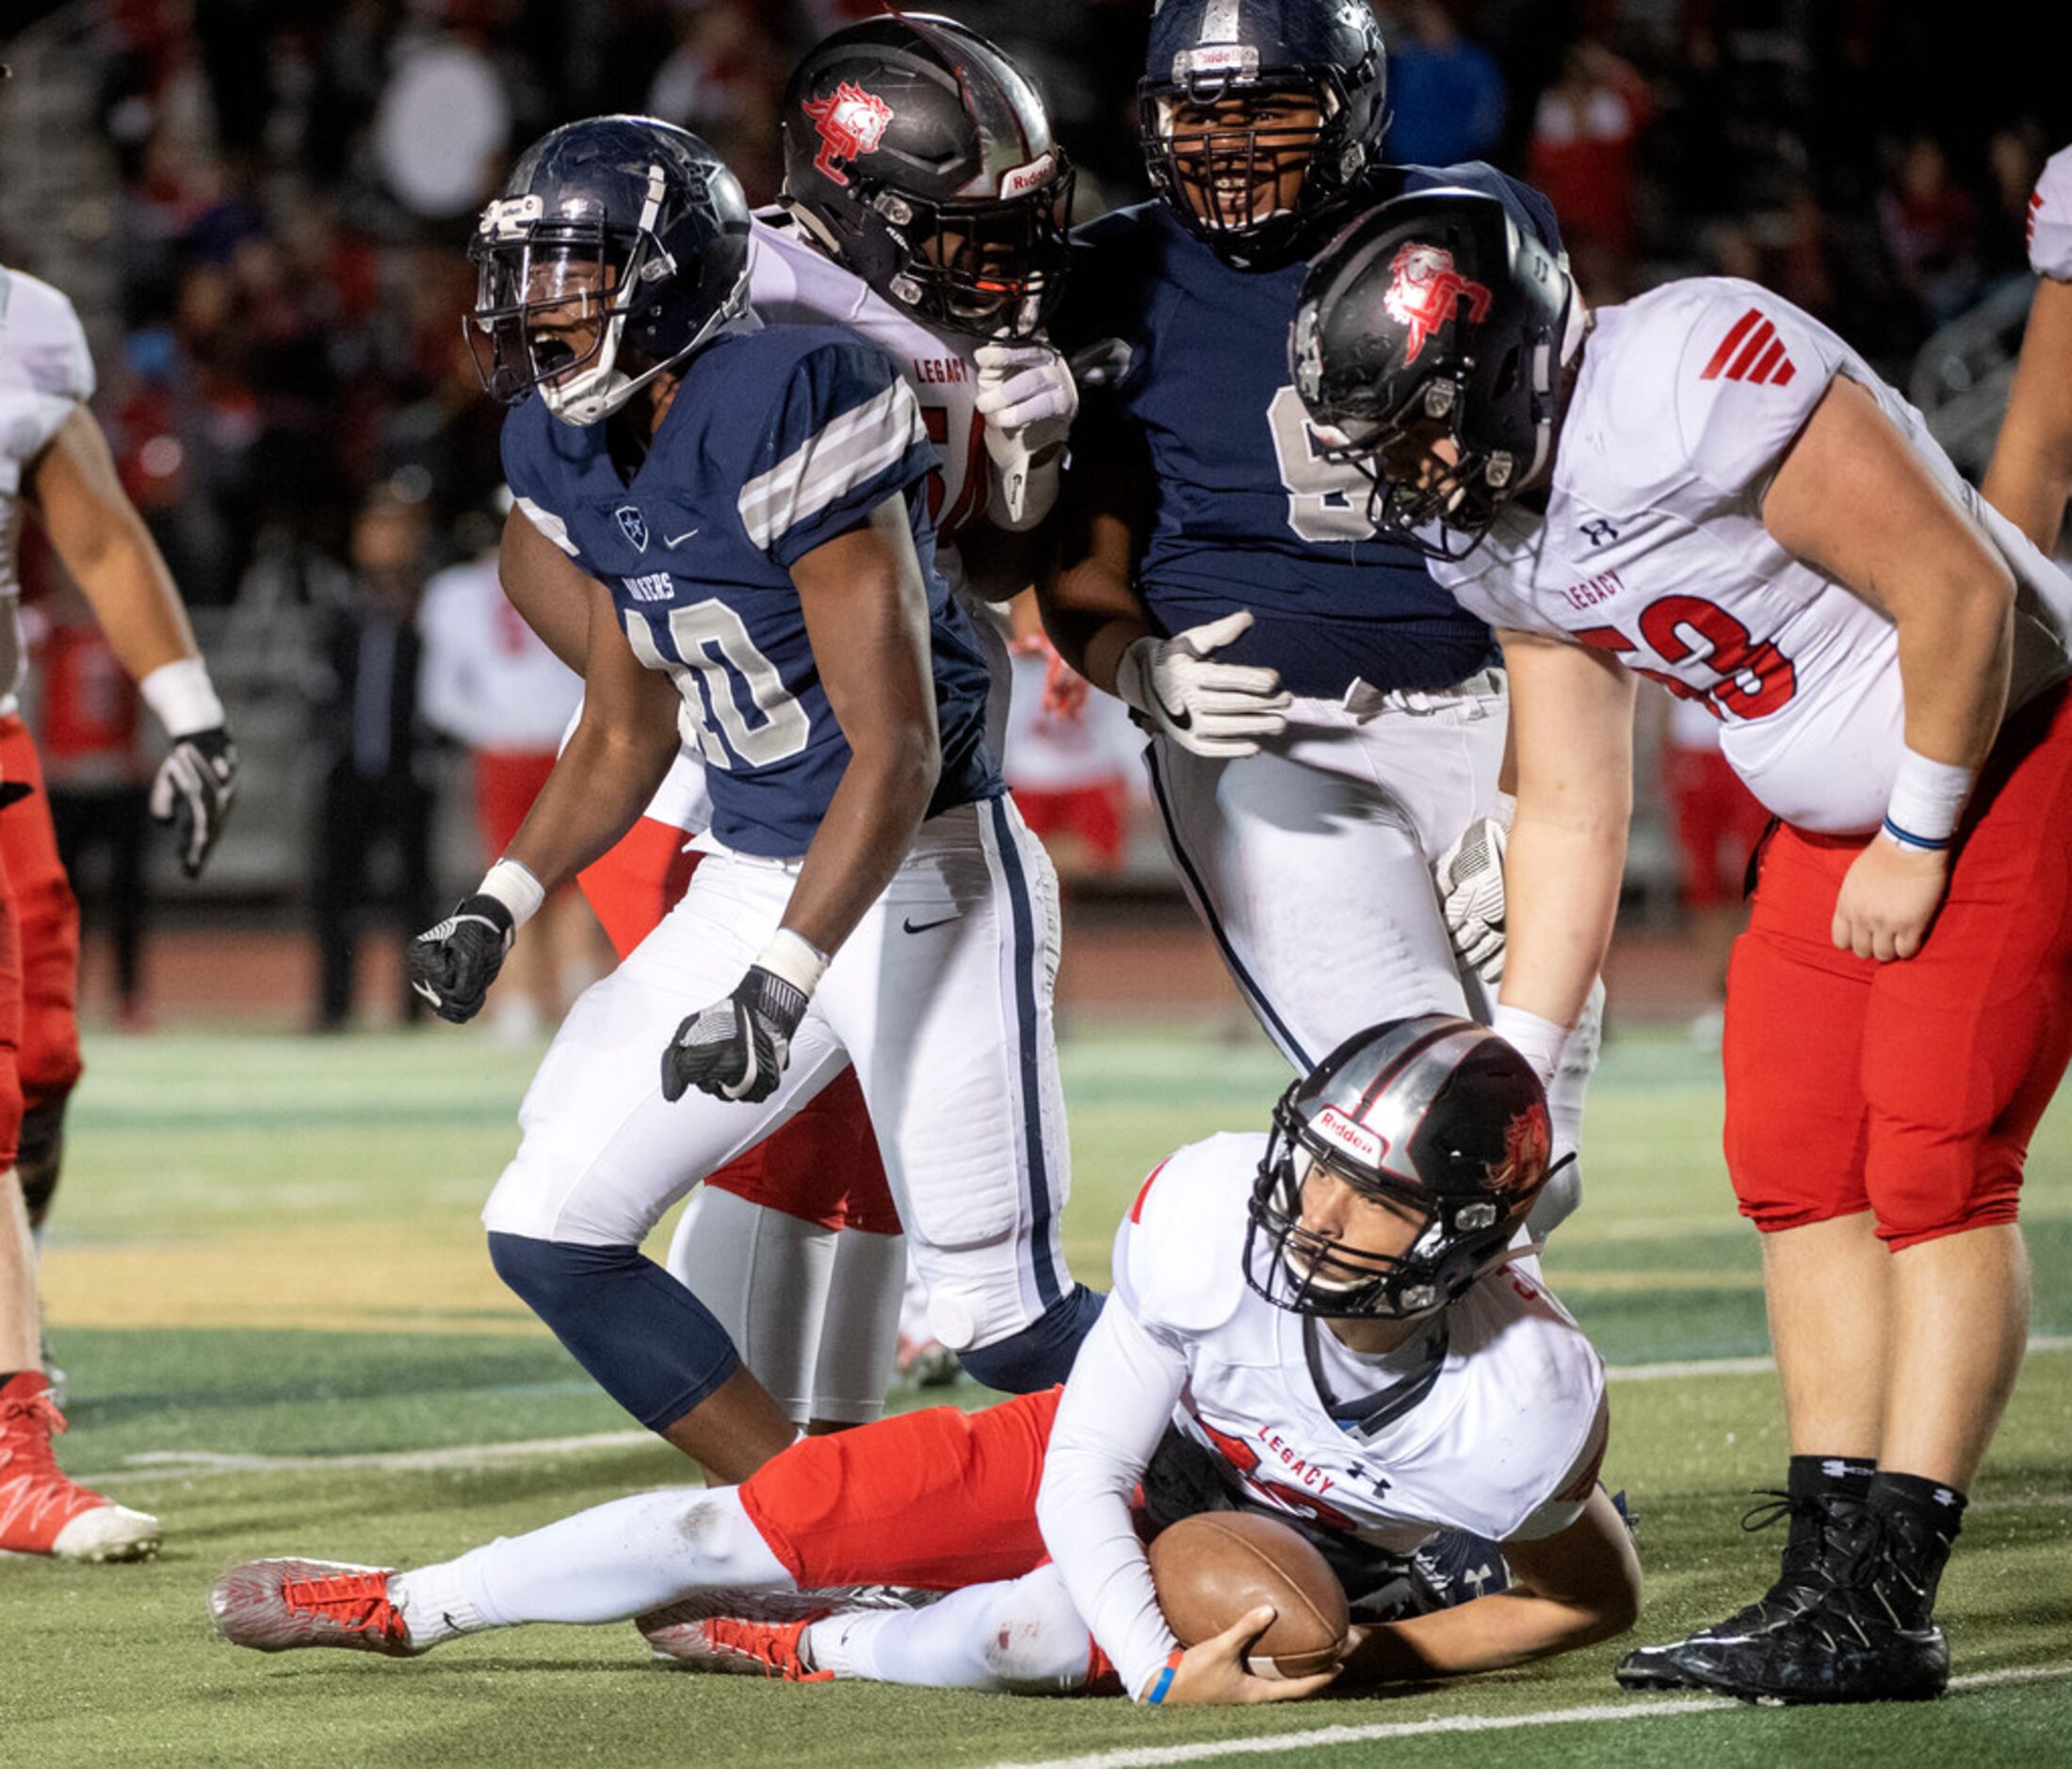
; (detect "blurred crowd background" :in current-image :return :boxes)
[2,0,2068,1032]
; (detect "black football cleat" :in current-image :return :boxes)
[1620,1502,1951,1704]
[1616,1486,1859,1693]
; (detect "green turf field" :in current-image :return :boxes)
[5,1023,2070,1765]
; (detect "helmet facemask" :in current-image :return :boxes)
[807,157,1075,342]
[467,166,743,426]
[1244,1086,1524,1321]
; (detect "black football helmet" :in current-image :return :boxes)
[467,115,753,426]
[1141,0,1386,268]
[1291,188,1573,558]
[780,14,1072,341]
[1246,1015,1553,1320]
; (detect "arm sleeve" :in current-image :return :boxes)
[1503,1389,1611,1543]
[1034,1293,1190,1701]
[2030,146,2072,281]
[737,339,934,568]
[0,272,95,494]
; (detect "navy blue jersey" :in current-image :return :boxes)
[1059,164,1561,700]
[501,324,999,856]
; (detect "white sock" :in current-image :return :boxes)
[390,1487,794,1645]
[813,1230,905,1423]
[668,1186,836,1424]
[804,1567,1090,1694]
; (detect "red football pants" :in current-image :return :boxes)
[0,719,82,1117]
[575,815,899,1236]
[1724,683,2072,1250]
[739,1388,1060,1589]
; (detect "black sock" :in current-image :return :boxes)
[1788,1453,1876,1505]
[1864,1470,1966,1621]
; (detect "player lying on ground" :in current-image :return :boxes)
[1295,189,2072,1703]
[209,1016,1639,1704]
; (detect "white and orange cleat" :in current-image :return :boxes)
[0,1371,161,1562]
[209,1559,422,1657]
[639,1595,833,1680]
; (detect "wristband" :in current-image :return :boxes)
[756,927,830,998]
[1881,745,1973,851]
[138,657,226,738]
[479,858,546,931]
[1491,1002,1568,1088]
[1143,1647,1186,1706]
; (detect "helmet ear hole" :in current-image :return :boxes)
[1491,346,1522,399]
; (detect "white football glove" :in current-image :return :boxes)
[1113,610,1291,759]
[976,342,1077,529]
[1433,815,1508,982]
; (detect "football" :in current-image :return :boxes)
[1147,1511,1352,1679]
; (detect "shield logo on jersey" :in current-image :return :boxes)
[1383,242,1493,365]
[614,505,650,554]
[802,82,895,187]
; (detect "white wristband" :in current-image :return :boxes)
[138,657,226,738]
[479,858,546,931]
[1881,745,1974,851]
[755,928,830,998]
[1491,1002,1569,1088]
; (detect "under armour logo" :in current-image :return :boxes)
[1580,519,1619,547]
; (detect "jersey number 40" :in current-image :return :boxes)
[623,604,811,770]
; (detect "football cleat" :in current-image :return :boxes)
[0,1371,161,1562]
[1616,1487,1862,1693]
[640,1605,832,1681]
[208,1558,421,1657]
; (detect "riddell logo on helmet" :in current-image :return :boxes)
[1384,242,1493,365]
[802,81,896,186]
[999,152,1057,200]
[1314,1106,1384,1166]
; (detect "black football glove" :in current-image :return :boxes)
[407,894,515,1024]
[149,727,238,878]
[660,966,809,1105]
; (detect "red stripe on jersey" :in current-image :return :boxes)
[1699,308,1763,380]
[1725,320,1776,381]
[1748,337,1789,384]
[1129,1159,1171,1224]
[1773,358,1797,387]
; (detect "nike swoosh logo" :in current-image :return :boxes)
[664,527,700,546]
[901,914,959,934]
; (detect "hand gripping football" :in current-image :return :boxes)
[1148,1512,1352,1679]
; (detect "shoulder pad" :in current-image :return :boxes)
[0,268,94,404]
[1110,1133,1258,1335]
[2032,146,2072,281]
[1653,281,1839,501]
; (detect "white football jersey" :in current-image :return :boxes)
[1039,1132,1606,1695]
[624,212,1009,837]
[0,268,96,717]
[2029,145,2072,281]
[418,554,584,753]
[1433,278,2072,834]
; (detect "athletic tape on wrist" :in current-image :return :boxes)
[1143,1647,1186,1706]
[1491,1002,1569,1087]
[479,858,546,931]
[755,927,830,998]
[1883,744,1973,849]
[138,657,226,739]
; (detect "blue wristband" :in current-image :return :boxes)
[1881,816,1951,852]
[1144,1648,1185,1706]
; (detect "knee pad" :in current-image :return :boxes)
[17,1093,69,1227]
[956,1285,1105,1393]
[486,1232,741,1432]
[979,1566,1093,1695]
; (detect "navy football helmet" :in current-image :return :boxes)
[782,14,1072,340]
[1141,0,1386,267]
[1246,1015,1552,1320]
[1291,188,1573,558]
[467,116,753,426]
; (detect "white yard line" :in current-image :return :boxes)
[996,1664,2072,1769]
[89,1339,2072,1487]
